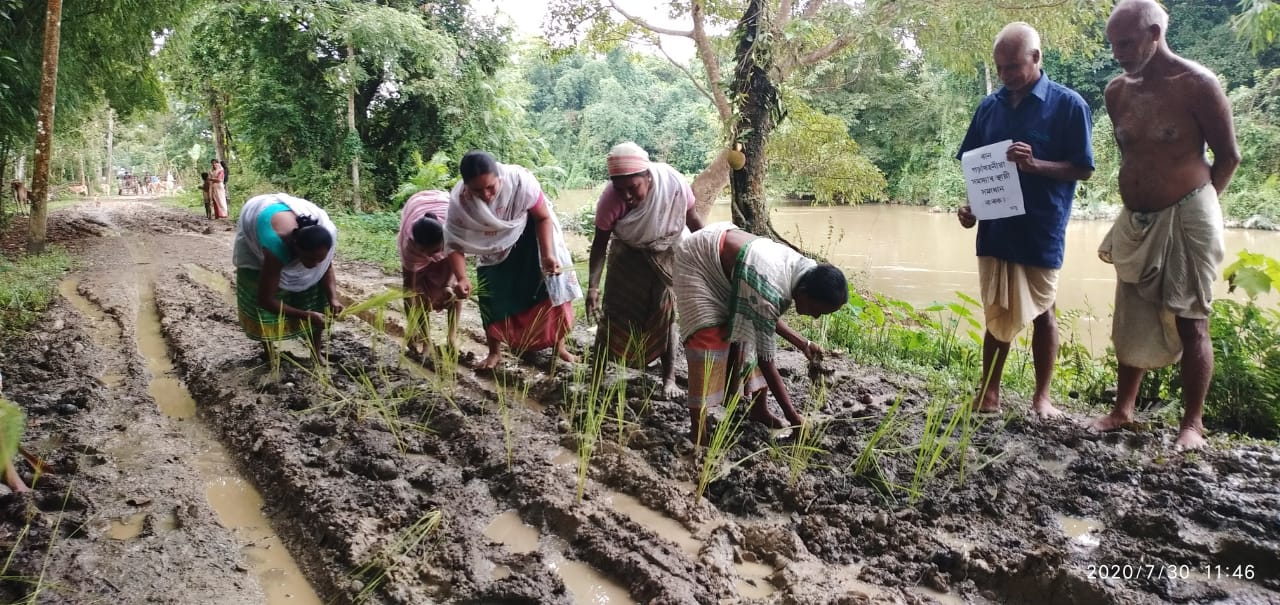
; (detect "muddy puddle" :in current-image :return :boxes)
[484,509,636,604]
[132,267,322,604]
[59,279,126,387]
[184,263,235,307]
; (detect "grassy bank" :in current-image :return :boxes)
[0,249,74,336]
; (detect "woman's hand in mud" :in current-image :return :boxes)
[958,205,977,229]
[328,298,345,316]
[803,340,825,363]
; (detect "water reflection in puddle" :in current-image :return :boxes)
[107,513,146,540]
[1058,515,1104,549]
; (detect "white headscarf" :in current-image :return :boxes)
[611,162,691,252]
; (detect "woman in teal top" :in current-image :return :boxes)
[231,193,343,359]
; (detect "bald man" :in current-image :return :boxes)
[956,22,1095,417]
[1090,0,1240,449]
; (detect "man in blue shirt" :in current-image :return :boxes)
[956,22,1095,417]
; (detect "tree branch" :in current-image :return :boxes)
[776,0,796,33]
[605,0,693,38]
[656,38,716,106]
[782,30,856,77]
[690,0,733,127]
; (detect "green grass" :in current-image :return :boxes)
[0,249,73,336]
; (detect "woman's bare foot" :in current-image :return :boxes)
[1175,422,1207,450]
[972,387,1001,413]
[1030,397,1064,418]
[1089,410,1133,432]
[556,343,576,364]
[477,350,503,371]
[661,380,684,401]
[748,405,787,429]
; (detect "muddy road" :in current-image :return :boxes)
[0,199,1277,605]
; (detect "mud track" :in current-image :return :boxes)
[1,199,1278,605]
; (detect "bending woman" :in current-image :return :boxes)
[444,151,581,370]
[232,193,343,359]
[399,189,466,356]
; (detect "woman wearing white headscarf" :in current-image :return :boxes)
[444,151,581,370]
[586,142,703,397]
[232,193,343,359]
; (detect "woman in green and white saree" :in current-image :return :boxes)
[232,193,344,359]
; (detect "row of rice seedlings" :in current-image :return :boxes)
[351,510,444,603]
[493,373,518,469]
[783,375,833,485]
[565,354,619,502]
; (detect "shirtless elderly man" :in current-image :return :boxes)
[1091,0,1241,449]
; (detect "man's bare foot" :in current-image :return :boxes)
[972,387,1000,413]
[1089,410,1133,432]
[477,351,502,370]
[661,380,684,401]
[1030,398,1064,419]
[1175,423,1207,450]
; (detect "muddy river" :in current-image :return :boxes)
[560,190,1280,348]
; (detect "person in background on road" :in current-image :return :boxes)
[200,172,213,219]
[586,142,704,399]
[443,150,581,370]
[232,193,343,360]
[1090,0,1240,449]
[398,189,466,358]
[675,223,847,446]
[956,22,1094,418]
[209,159,229,219]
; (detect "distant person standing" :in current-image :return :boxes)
[200,172,213,219]
[956,22,1094,417]
[1090,0,1240,449]
[209,159,229,219]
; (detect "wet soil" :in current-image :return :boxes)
[1,199,1278,604]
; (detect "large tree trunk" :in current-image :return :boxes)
[28,0,64,254]
[347,42,361,212]
[728,0,792,245]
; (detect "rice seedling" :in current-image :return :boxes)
[351,509,444,603]
[694,356,756,501]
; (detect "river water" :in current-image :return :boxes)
[557,189,1280,348]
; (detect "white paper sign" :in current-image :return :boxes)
[961,140,1025,221]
